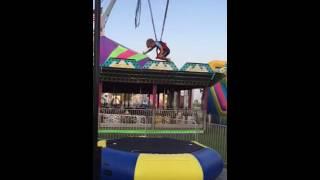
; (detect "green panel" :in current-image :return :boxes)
[98,129,204,134]
[107,46,128,59]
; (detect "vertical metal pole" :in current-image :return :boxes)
[188,89,192,110]
[152,84,157,129]
[152,84,157,109]
[93,0,101,180]
[202,87,209,130]
[184,90,187,109]
[157,92,160,109]
[162,89,165,109]
[176,90,180,109]
[99,82,102,109]
[121,93,124,108]
[168,90,174,109]
[203,88,208,111]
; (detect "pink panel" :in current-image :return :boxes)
[117,50,137,59]
[214,83,227,111]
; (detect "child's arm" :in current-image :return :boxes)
[143,46,155,54]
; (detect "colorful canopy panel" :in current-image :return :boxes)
[180,63,213,73]
[102,58,140,69]
[100,36,222,74]
[100,36,151,67]
[142,60,178,71]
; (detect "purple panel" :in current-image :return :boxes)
[99,36,118,65]
[137,58,151,67]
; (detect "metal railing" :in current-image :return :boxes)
[198,123,227,163]
[99,108,205,129]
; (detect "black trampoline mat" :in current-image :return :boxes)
[107,137,204,154]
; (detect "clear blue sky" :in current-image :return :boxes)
[99,0,227,68]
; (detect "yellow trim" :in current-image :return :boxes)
[208,60,226,70]
[97,140,107,148]
[134,153,203,180]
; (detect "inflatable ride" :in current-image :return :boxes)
[208,60,227,124]
[98,137,224,180]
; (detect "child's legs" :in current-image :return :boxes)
[157,49,170,58]
[162,49,170,57]
[156,49,170,61]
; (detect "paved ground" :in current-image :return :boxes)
[216,168,227,180]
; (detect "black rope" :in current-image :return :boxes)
[160,0,169,41]
[147,0,158,40]
[135,0,141,28]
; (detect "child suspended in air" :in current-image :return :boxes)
[143,38,171,61]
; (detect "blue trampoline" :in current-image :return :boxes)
[98,137,224,180]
